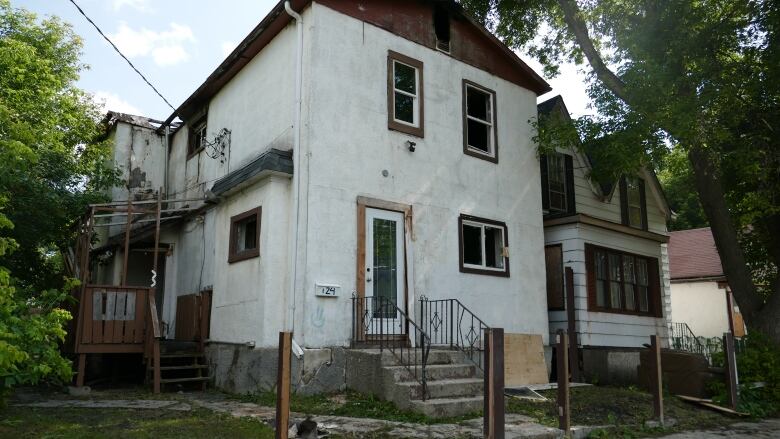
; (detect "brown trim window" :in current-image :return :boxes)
[228,207,261,263]
[586,244,661,317]
[463,79,498,162]
[188,115,208,159]
[387,51,424,137]
[458,214,509,277]
[620,176,648,230]
[540,153,575,216]
[545,244,564,310]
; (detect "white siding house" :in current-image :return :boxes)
[538,96,673,384]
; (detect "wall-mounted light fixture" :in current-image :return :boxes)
[407,140,416,152]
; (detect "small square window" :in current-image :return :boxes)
[463,80,497,162]
[188,116,207,158]
[387,51,424,137]
[228,207,261,263]
[459,214,509,277]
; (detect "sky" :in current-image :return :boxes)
[16,0,593,121]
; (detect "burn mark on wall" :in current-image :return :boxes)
[128,167,147,189]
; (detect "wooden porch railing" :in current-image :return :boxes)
[74,285,161,392]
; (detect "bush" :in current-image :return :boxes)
[0,212,73,403]
[710,332,780,417]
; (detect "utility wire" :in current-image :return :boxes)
[67,0,177,112]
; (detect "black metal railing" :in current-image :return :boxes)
[669,322,706,355]
[351,295,431,400]
[419,296,490,370]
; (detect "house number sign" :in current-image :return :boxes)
[315,283,340,298]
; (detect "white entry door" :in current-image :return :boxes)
[365,208,406,335]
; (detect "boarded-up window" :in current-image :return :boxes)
[545,245,564,310]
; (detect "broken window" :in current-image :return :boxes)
[459,214,509,276]
[387,51,424,137]
[434,5,451,53]
[228,207,261,263]
[188,115,208,158]
[463,81,497,161]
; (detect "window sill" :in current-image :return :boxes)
[464,147,498,163]
[459,265,510,277]
[187,147,205,161]
[388,121,424,138]
[588,306,660,318]
[228,249,259,264]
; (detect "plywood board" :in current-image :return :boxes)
[504,333,548,386]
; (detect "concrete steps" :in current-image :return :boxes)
[345,348,484,418]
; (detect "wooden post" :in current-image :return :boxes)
[76,353,86,387]
[650,335,664,425]
[564,267,580,382]
[723,332,739,410]
[276,331,292,439]
[483,327,505,439]
[121,199,132,286]
[152,338,161,394]
[151,188,162,285]
[556,330,570,435]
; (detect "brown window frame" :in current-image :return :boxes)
[462,79,498,163]
[188,115,208,160]
[585,244,662,317]
[545,244,565,310]
[619,176,648,230]
[387,51,424,138]
[540,152,576,217]
[228,207,261,263]
[458,214,510,277]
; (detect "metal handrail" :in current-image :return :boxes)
[420,296,490,370]
[669,321,705,354]
[351,295,431,400]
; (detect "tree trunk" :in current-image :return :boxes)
[687,147,772,330]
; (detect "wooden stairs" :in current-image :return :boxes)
[148,341,211,390]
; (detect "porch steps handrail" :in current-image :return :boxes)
[351,295,431,400]
[419,297,490,371]
[145,294,162,393]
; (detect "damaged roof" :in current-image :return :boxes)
[102,111,164,130]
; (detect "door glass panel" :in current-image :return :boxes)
[372,218,397,318]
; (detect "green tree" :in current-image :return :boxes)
[0,0,116,294]
[658,147,707,231]
[460,0,780,338]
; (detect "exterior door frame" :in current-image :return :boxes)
[356,196,414,340]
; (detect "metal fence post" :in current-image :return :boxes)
[556,330,571,435]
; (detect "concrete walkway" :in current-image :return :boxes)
[657,419,780,438]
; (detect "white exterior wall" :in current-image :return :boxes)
[669,281,729,338]
[109,122,167,201]
[293,3,549,348]
[545,222,669,347]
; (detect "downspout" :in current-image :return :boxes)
[285,1,303,340]
[164,124,170,197]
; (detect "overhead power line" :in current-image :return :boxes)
[67,0,177,112]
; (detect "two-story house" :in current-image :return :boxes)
[538,95,673,385]
[71,0,555,416]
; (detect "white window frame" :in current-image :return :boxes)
[392,59,420,128]
[460,218,508,273]
[464,83,496,158]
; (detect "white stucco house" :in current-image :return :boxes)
[537,96,674,384]
[668,227,745,339]
[82,0,559,409]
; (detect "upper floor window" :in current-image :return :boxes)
[459,214,509,277]
[228,207,261,263]
[387,51,424,137]
[433,5,451,53]
[541,152,575,216]
[188,115,207,159]
[620,176,647,229]
[463,80,497,162]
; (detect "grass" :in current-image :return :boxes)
[235,390,481,425]
[506,386,738,437]
[0,405,274,439]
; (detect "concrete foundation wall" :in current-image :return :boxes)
[206,343,346,395]
[581,346,641,386]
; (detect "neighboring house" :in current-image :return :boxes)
[668,227,746,339]
[538,96,673,385]
[68,0,555,415]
